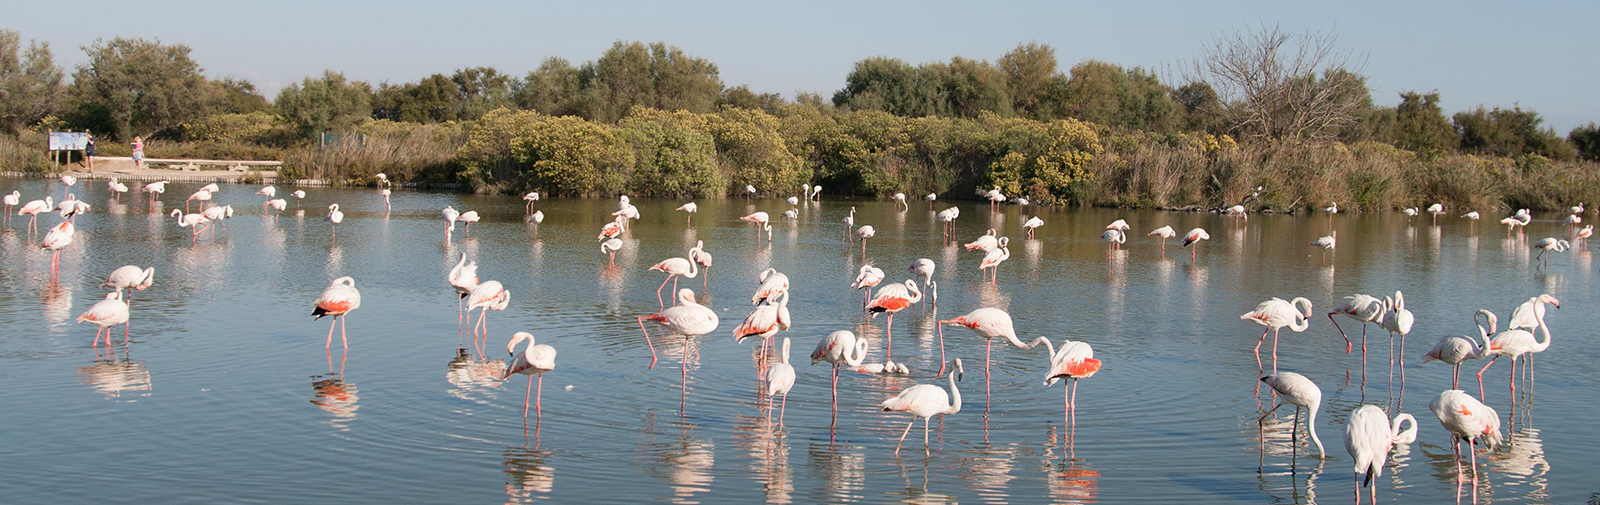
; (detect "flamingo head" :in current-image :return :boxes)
[1538,294,1560,309]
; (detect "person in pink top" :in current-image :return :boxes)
[131,136,144,168]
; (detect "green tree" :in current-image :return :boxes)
[0,29,64,133]
[216,77,272,114]
[1062,60,1180,132]
[708,107,807,193]
[998,42,1063,120]
[1174,81,1225,134]
[456,108,631,195]
[1392,90,1456,158]
[451,66,513,120]
[620,108,721,197]
[940,57,1013,118]
[717,84,786,113]
[832,57,937,117]
[576,41,724,123]
[275,70,372,139]
[1454,106,1575,160]
[513,57,582,117]
[71,37,220,140]
[1569,122,1600,162]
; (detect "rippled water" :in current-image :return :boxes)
[1,177,1595,504]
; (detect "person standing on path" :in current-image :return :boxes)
[82,131,95,172]
[131,136,144,169]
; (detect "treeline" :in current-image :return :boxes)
[2,27,1598,209]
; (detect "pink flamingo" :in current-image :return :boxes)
[502,331,557,420]
[1183,228,1210,261]
[100,265,153,337]
[881,358,963,454]
[41,220,75,276]
[977,237,1011,284]
[1422,310,1496,390]
[1475,295,1554,401]
[811,330,869,412]
[855,225,875,260]
[690,241,712,288]
[1345,405,1418,505]
[937,307,1050,401]
[648,242,703,309]
[733,290,791,381]
[850,264,885,310]
[77,292,130,348]
[447,253,479,343]
[1259,372,1325,458]
[600,238,623,266]
[637,289,719,387]
[457,210,480,237]
[765,337,796,426]
[441,206,460,237]
[466,281,510,357]
[751,268,789,305]
[676,202,697,225]
[170,209,209,243]
[740,212,771,243]
[1040,339,1103,446]
[964,229,998,252]
[1328,294,1382,363]
[325,204,344,242]
[311,277,362,353]
[597,216,623,240]
[866,280,923,362]
[1241,297,1312,373]
[17,196,52,234]
[3,190,20,220]
[1429,390,1502,499]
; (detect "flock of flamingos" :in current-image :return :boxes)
[5,174,1581,504]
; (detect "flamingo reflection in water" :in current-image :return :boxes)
[1045,459,1100,505]
[502,446,556,504]
[311,374,359,430]
[77,353,151,400]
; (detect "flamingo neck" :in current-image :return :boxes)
[1531,310,1552,352]
[1307,401,1324,457]
[945,367,962,415]
[1034,338,1056,358]
[845,340,867,366]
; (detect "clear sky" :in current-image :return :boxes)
[9,0,1597,131]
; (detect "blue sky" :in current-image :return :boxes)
[11,0,1597,131]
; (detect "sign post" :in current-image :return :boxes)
[48,131,91,168]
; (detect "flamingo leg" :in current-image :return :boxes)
[895,418,915,454]
[937,325,947,375]
[340,315,348,353]
[326,317,337,349]
[1272,327,1280,374]
[885,313,895,361]
[1327,314,1353,354]
[656,276,671,309]
[672,276,679,303]
[779,392,787,426]
[985,339,993,409]
[524,375,533,419]
[831,364,839,414]
[924,417,932,454]
[1476,355,1496,400]
[638,317,658,368]
[1253,328,1270,371]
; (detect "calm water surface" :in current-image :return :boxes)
[1,178,1595,504]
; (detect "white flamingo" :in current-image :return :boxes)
[1259,372,1324,458]
[1344,405,1418,504]
[881,358,963,454]
[1241,297,1313,373]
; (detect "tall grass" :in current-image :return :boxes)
[280,121,466,186]
[0,131,59,174]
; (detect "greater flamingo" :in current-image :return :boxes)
[600,238,623,266]
[1328,293,1382,361]
[1569,202,1585,215]
[925,193,937,209]
[732,291,791,380]
[2,190,19,219]
[637,289,719,384]
[1100,229,1125,251]
[1241,297,1313,373]
[41,221,75,277]
[441,206,460,237]
[854,225,875,259]
[1344,405,1418,504]
[1531,237,1570,268]
[1105,219,1129,232]
[1429,390,1502,497]
[1040,339,1102,445]
[290,190,306,208]
[964,228,998,252]
[185,189,211,212]
[523,191,540,212]
[170,209,209,243]
[1309,231,1336,262]
[765,337,796,426]
[143,181,168,204]
[1148,225,1176,253]
[1379,291,1415,389]
[457,210,480,237]
[936,207,959,239]
[502,331,556,420]
[937,307,1049,402]
[17,196,52,233]
[977,237,1011,284]
[751,268,789,305]
[597,216,623,240]
[1259,372,1324,458]
[466,280,510,356]
[1423,310,1496,390]
[1183,228,1210,260]
[909,259,935,305]
[648,242,703,309]
[690,241,712,288]
[1426,203,1445,224]
[256,185,276,200]
[867,280,923,362]
[1475,295,1553,401]
[325,204,344,241]
[984,187,1005,209]
[850,264,885,310]
[78,292,131,348]
[891,192,908,211]
[312,277,362,353]
[882,358,963,454]
[107,179,128,201]
[1023,216,1043,238]
[740,211,772,243]
[101,265,155,304]
[676,202,697,225]
[266,198,287,221]
[448,253,479,339]
[841,207,855,241]
[810,330,869,411]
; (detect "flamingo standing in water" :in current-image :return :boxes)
[1309,232,1336,262]
[457,210,480,237]
[1241,297,1313,373]
[740,211,772,243]
[811,330,868,412]
[1379,291,1415,389]
[745,184,756,201]
[1423,310,1496,390]
[17,196,52,233]
[676,202,697,225]
[649,242,703,309]
[936,207,959,239]
[690,241,712,288]
[637,289,719,387]
[523,191,540,212]
[600,237,623,266]
[882,358,963,454]
[107,179,128,201]
[379,188,391,212]
[1429,390,1502,497]
[733,290,792,359]
[1023,216,1043,238]
[291,190,306,208]
[78,292,131,348]
[855,225,875,259]
[1426,203,1445,224]
[1041,338,1103,447]
[1575,224,1594,243]
[59,175,76,197]
[325,204,344,242]
[891,193,908,211]
[978,237,1011,284]
[867,280,923,362]
[143,181,168,204]
[311,277,362,353]
[1475,295,1554,401]
[752,268,789,304]
[597,216,623,240]
[3,190,19,220]
[266,199,287,221]
[170,209,209,243]
[441,206,460,237]
[502,332,557,419]
[1148,225,1176,253]
[851,264,885,310]
[1100,229,1125,251]
[1344,405,1418,504]
[925,193,937,209]
[937,307,1050,401]
[1532,237,1570,268]
[965,229,998,252]
[1183,228,1210,261]
[1327,294,1381,364]
[466,281,510,357]
[530,210,544,237]
[841,207,855,241]
[256,185,276,202]
[909,259,935,305]
[102,265,155,304]
[447,253,479,341]
[761,338,796,425]
[185,189,212,213]
[1259,372,1325,458]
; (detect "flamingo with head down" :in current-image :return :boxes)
[502,332,557,420]
[937,307,1050,403]
[882,358,963,454]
